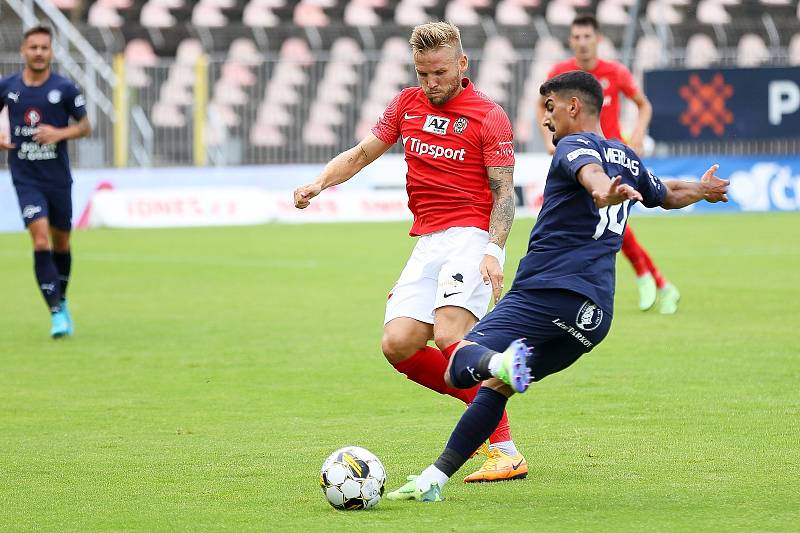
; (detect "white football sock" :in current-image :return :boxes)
[488,352,504,377]
[489,440,519,456]
[416,465,449,491]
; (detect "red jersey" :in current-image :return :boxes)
[548,58,639,141]
[371,79,515,236]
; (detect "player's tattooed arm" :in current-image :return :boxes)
[486,165,515,248]
[295,133,393,209]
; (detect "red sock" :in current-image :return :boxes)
[393,346,476,404]
[642,252,667,288]
[621,227,649,277]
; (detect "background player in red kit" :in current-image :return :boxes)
[537,14,681,314]
[294,22,527,482]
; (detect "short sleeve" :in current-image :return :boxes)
[370,91,402,145]
[554,135,604,181]
[617,63,639,98]
[64,81,87,120]
[638,167,667,208]
[481,106,515,167]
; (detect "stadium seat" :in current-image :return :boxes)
[250,123,286,146]
[243,1,280,27]
[344,0,381,26]
[222,62,257,86]
[228,38,264,66]
[495,0,532,25]
[597,0,630,25]
[597,37,618,60]
[546,0,576,26]
[88,0,124,28]
[395,0,430,26]
[737,33,770,67]
[697,0,731,24]
[303,121,338,145]
[192,1,228,27]
[445,0,481,25]
[176,38,205,65]
[257,101,293,127]
[293,1,331,26]
[685,33,719,68]
[634,35,666,73]
[124,39,158,88]
[330,37,365,64]
[208,101,241,128]
[646,0,683,25]
[141,1,177,28]
[789,33,800,65]
[151,101,187,127]
[280,37,315,67]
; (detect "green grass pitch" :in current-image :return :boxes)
[1,213,798,531]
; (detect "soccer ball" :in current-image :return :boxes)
[319,446,386,510]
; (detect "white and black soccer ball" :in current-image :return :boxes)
[319,446,386,510]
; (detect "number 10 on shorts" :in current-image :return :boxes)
[592,199,631,240]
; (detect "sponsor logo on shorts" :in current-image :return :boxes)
[453,116,468,134]
[576,300,603,331]
[22,204,43,219]
[422,115,450,135]
[440,272,465,298]
[48,90,62,104]
[552,318,594,348]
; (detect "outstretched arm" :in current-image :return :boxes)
[662,164,729,209]
[577,163,643,208]
[294,133,393,209]
[481,165,515,303]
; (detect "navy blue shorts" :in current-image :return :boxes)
[14,184,73,230]
[464,288,612,382]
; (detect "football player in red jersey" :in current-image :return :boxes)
[537,14,681,314]
[294,22,527,482]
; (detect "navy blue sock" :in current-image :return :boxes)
[434,387,509,477]
[52,250,71,300]
[34,251,62,313]
[448,343,498,389]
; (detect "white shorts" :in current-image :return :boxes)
[384,226,505,325]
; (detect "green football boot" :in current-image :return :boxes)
[637,273,657,311]
[658,283,681,315]
[385,475,443,502]
[492,339,532,393]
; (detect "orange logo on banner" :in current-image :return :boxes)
[679,73,734,137]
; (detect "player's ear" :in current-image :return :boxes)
[458,53,468,73]
[570,96,580,117]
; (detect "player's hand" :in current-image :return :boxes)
[700,164,729,203]
[480,255,504,304]
[32,124,64,145]
[0,136,15,151]
[592,176,643,208]
[294,182,322,209]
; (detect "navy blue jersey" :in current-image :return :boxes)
[512,132,666,314]
[0,72,86,187]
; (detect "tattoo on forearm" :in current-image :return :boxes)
[487,166,515,248]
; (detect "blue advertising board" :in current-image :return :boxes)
[645,67,800,141]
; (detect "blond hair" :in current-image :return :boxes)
[409,21,463,56]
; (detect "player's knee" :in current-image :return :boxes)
[381,332,419,365]
[433,331,461,353]
[31,235,50,251]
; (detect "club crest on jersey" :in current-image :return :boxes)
[48,90,62,104]
[453,116,468,134]
[576,301,603,331]
[423,115,450,135]
[24,108,43,127]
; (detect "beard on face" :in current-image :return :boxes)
[424,76,461,105]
